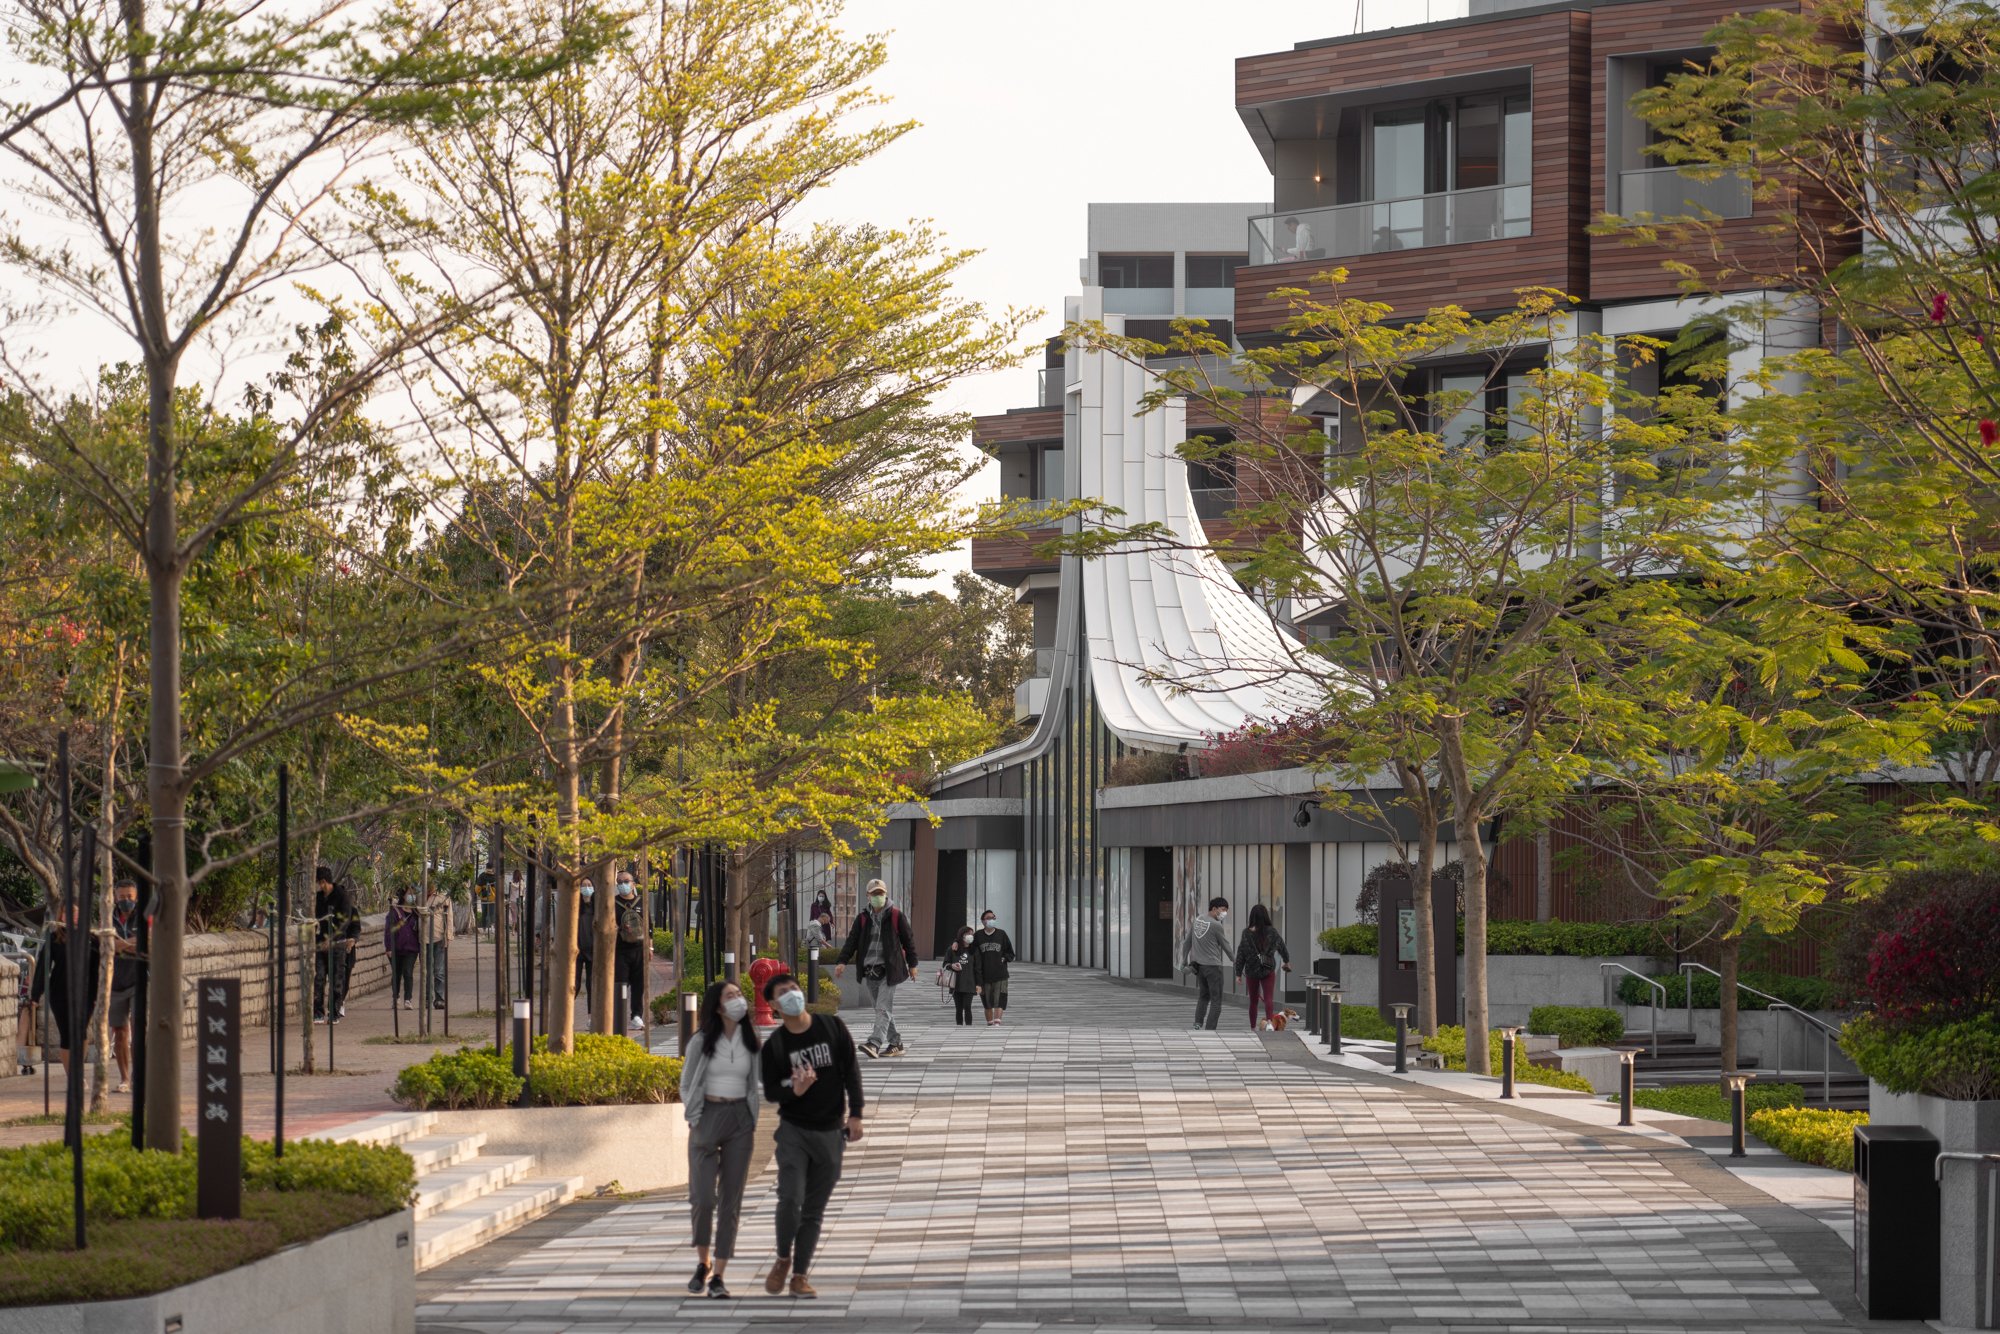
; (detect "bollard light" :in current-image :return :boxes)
[1498,1026,1521,1099]
[1724,1072,1752,1158]
[807,946,820,1003]
[723,951,738,985]
[1392,1003,1411,1074]
[1327,986,1345,1055]
[678,990,698,1057]
[1617,1050,1636,1127]
[1305,979,1322,1037]
[511,999,531,1106]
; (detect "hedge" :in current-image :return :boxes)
[1317,920,1660,959]
[391,1033,682,1111]
[1421,1026,1596,1092]
[1749,1107,1868,1171]
[1610,1081,1805,1122]
[1613,970,1837,1013]
[1527,1005,1624,1047]
[1841,1012,2000,1101]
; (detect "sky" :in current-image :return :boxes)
[800,1,1431,583]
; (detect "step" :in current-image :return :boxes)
[397,1131,489,1179]
[413,1153,535,1222]
[318,1111,438,1148]
[414,1176,583,1271]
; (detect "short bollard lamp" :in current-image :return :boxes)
[1617,1051,1637,1127]
[1305,979,1322,1037]
[807,946,821,1001]
[1326,985,1345,1055]
[723,951,738,984]
[1498,1027,1521,1099]
[1724,1073,1753,1158]
[678,990,698,1057]
[1392,1003,1411,1073]
[510,1000,531,1106]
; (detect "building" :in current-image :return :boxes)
[839,0,1835,984]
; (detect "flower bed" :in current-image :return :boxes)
[391,1032,681,1111]
[1749,1106,1868,1171]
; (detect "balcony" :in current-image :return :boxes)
[1247,184,1532,267]
[1618,165,1751,219]
[1037,366,1066,408]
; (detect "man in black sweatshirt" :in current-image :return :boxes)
[759,971,864,1300]
[972,909,1016,1026]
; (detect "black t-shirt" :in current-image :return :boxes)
[974,927,1015,983]
[759,1013,864,1131]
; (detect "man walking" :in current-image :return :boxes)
[972,909,1015,1026]
[832,879,917,1058]
[1181,897,1231,1032]
[108,878,141,1092]
[312,867,360,1023]
[759,971,862,1300]
[424,880,451,1010]
[613,872,648,1032]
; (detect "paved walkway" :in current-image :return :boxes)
[414,965,1899,1334]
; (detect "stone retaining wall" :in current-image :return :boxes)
[1330,952,1661,1028]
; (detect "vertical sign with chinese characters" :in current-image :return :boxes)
[196,976,242,1219]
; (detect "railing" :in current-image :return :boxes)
[1189,486,1234,524]
[1678,961,1841,1105]
[1247,183,1531,267]
[1030,646,1055,678]
[1618,166,1752,219]
[1037,366,1066,408]
[1599,961,1667,1056]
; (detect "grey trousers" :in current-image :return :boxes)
[860,974,903,1049]
[773,1120,845,1276]
[688,1100,755,1259]
[1193,964,1225,1030]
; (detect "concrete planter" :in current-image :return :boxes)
[0,1207,413,1334]
[1332,952,1658,1028]
[1866,1081,2000,1329]
[431,1102,691,1195]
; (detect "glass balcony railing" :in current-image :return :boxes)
[1618,166,1752,219]
[1247,184,1531,267]
[1037,366,1066,408]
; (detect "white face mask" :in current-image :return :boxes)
[618,882,635,897]
[775,989,806,1017]
[721,996,749,1021]
[982,919,996,930]
[580,886,594,899]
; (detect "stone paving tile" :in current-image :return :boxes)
[416,965,1885,1334]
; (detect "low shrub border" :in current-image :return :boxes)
[1527,1005,1624,1048]
[1614,970,1836,1013]
[1841,1012,2000,1101]
[391,1032,682,1112]
[1608,1081,1805,1122]
[1422,1026,1595,1092]
[1318,920,1659,959]
[1749,1106,1869,1171]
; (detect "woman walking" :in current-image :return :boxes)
[681,980,761,1299]
[1232,903,1292,1031]
[384,889,422,1010]
[942,926,978,1025]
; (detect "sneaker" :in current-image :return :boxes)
[313,1015,327,1025]
[337,1006,347,1020]
[433,999,446,1010]
[686,1262,708,1295]
[114,1081,131,1094]
[858,1042,881,1059]
[706,1274,731,1300]
[789,1275,818,1299]
[763,1257,791,1294]
[401,1000,414,1011]
[885,1043,906,1057]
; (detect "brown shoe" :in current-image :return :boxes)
[763,1257,790,1295]
[789,1274,818,1299]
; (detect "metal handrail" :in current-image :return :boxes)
[1599,961,1666,1056]
[1679,962,1841,1105]
[1936,1151,2000,1182]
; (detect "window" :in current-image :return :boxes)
[1185,431,1236,522]
[1369,93,1531,202]
[1124,318,1233,357]
[1099,253,1173,287]
[1185,254,1246,288]
[1420,363,1539,451]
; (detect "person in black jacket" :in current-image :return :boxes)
[972,909,1016,1026]
[313,872,360,1024]
[942,926,978,1026]
[831,879,918,1058]
[758,971,863,1301]
[612,873,648,1031]
[109,878,141,1091]
[574,879,596,1013]
[1232,903,1292,1031]
[30,915,100,1075]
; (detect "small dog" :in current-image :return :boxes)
[1264,1009,1301,1033]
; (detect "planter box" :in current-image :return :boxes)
[1866,1082,2000,1329]
[431,1103,690,1195]
[1334,952,1657,1027]
[0,1207,413,1334]
[1554,1046,1627,1093]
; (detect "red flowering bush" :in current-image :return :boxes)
[1195,713,1336,778]
[1837,869,2000,1031]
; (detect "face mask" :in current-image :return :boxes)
[404,894,415,905]
[580,886,594,900]
[982,919,996,930]
[722,996,749,1021]
[116,899,136,914]
[775,989,806,1017]
[618,882,635,898]
[868,895,886,909]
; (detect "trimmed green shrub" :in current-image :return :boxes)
[1317,920,1660,959]
[1528,1005,1624,1047]
[527,1033,682,1107]
[1333,1004,1399,1041]
[1421,1026,1596,1092]
[1842,1012,2000,1100]
[390,1044,523,1111]
[1614,970,1836,1012]
[1611,1081,1805,1122]
[1749,1107,1868,1171]
[241,1137,415,1209]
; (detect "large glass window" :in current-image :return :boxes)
[1370,107,1429,201]
[1185,254,1246,288]
[1099,253,1173,288]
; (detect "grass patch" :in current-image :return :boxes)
[0,1113,128,1129]
[362,1033,456,1046]
[1608,1081,1806,1122]
[0,1188,389,1307]
[456,1009,498,1020]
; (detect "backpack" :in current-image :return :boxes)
[1248,928,1277,977]
[616,898,646,944]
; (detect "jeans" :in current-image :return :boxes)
[688,1100,755,1260]
[391,951,417,1002]
[860,974,902,1049]
[615,942,646,1022]
[773,1121,845,1276]
[1193,964,1224,1030]
[314,947,352,1017]
[425,941,446,1005]
[952,991,973,1024]
[1246,972,1277,1028]
[574,953,592,1004]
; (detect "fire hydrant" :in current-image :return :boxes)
[748,956,784,1029]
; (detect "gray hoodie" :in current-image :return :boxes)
[1182,913,1232,969]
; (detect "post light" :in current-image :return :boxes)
[678,990,698,1058]
[1618,1051,1637,1127]
[723,951,738,985]
[1305,979,1322,1037]
[1326,985,1345,1055]
[807,946,820,1002]
[511,999,531,1107]
[1392,1003,1411,1074]
[1724,1072,1752,1158]
[1498,1027,1521,1099]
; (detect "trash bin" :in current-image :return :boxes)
[1855,1123,1941,1320]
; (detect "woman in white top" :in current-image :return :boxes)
[679,980,762,1299]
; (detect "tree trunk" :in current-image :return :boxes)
[1719,933,1740,1087]
[1438,718,1490,1073]
[1401,763,1440,1037]
[1534,824,1552,923]
[89,698,121,1114]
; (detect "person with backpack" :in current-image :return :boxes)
[384,887,422,1010]
[831,879,918,1058]
[612,872,648,1031]
[971,909,1015,1026]
[1233,903,1292,1031]
[1181,897,1232,1031]
[941,925,978,1025]
[314,871,361,1024]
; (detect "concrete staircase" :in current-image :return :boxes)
[1616,1031,1869,1110]
[324,1112,583,1271]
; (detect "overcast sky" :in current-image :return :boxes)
[806,1,1431,580]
